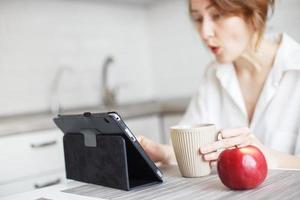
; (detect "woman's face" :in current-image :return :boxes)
[190,0,254,63]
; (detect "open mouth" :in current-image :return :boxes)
[208,45,221,55]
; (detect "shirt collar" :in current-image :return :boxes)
[278,33,300,72]
[214,33,300,122]
[215,33,300,86]
[267,33,300,86]
[215,62,247,117]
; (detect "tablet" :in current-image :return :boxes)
[53,111,163,191]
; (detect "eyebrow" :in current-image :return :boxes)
[190,3,215,13]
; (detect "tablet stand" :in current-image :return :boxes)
[63,132,162,191]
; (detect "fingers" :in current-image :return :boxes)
[138,135,157,154]
[200,135,251,154]
[210,161,217,167]
[137,135,149,150]
[137,135,171,164]
[202,150,222,161]
[199,127,254,162]
[219,127,250,139]
[138,135,158,152]
[137,135,143,144]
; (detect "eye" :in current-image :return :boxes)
[193,16,203,24]
[212,14,220,20]
[196,18,203,23]
[211,12,224,21]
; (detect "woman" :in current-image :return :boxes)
[139,0,300,169]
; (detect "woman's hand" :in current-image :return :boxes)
[199,127,265,167]
[137,135,175,165]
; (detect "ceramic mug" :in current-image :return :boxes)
[170,124,219,177]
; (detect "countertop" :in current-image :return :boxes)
[0,97,190,137]
[3,165,300,200]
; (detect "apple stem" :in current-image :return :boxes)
[235,145,238,149]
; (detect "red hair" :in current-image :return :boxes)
[189,0,275,45]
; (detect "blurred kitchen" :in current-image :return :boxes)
[0,0,299,197]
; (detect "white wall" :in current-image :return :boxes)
[267,0,300,40]
[147,0,300,100]
[0,0,154,115]
[147,0,213,99]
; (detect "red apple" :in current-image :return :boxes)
[217,145,268,190]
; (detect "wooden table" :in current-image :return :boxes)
[3,165,300,200]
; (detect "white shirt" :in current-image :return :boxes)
[179,33,300,156]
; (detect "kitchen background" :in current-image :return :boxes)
[0,0,299,197]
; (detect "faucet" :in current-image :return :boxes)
[101,56,117,108]
[49,66,72,115]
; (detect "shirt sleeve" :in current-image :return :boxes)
[177,63,216,126]
[178,85,208,126]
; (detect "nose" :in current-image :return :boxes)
[200,18,215,42]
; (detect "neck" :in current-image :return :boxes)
[234,36,280,78]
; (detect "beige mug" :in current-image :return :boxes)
[170,124,218,177]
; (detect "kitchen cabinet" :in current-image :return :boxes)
[0,116,163,197]
[161,114,182,144]
[125,115,162,143]
[0,171,65,197]
[0,129,66,197]
[0,102,186,197]
[124,114,183,144]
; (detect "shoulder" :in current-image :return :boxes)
[279,33,300,71]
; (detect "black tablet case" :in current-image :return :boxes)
[54,113,163,191]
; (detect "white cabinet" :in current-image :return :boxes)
[0,129,66,197]
[0,171,65,197]
[162,114,183,144]
[124,114,183,144]
[124,115,162,143]
[0,113,183,197]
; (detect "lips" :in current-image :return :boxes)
[208,45,221,55]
